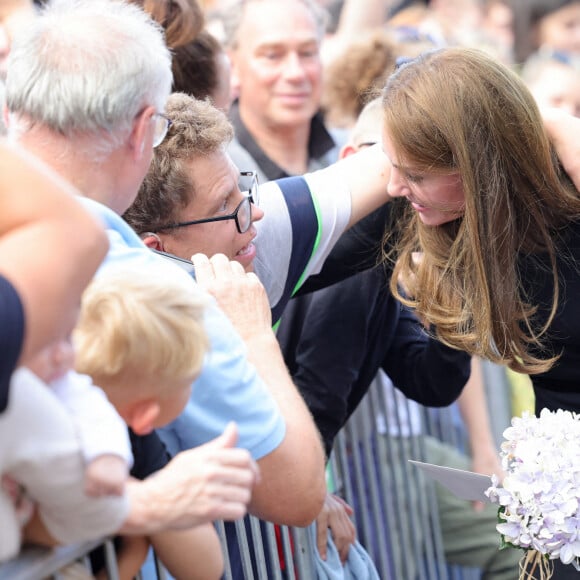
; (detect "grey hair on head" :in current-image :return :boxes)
[5,0,173,144]
[220,0,328,51]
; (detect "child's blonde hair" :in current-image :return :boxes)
[74,267,208,386]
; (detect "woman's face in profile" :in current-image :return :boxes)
[383,133,465,227]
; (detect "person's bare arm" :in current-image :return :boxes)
[0,141,108,360]
[95,536,150,580]
[456,357,503,510]
[24,513,214,580]
[321,0,394,68]
[327,143,392,229]
[25,513,222,580]
[542,107,580,190]
[192,253,327,527]
[150,524,223,580]
[22,506,59,547]
[335,0,392,39]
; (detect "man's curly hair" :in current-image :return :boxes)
[123,92,234,234]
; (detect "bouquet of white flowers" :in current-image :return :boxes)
[486,409,580,579]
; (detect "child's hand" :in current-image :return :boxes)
[2,475,34,525]
[316,493,355,563]
[84,454,129,497]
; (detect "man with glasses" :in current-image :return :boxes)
[125,92,389,325]
[123,88,392,580]
[153,171,258,235]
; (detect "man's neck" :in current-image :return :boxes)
[14,127,124,214]
[240,108,311,176]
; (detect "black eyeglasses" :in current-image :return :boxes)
[155,171,259,234]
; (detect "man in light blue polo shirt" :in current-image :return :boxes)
[5,0,326,527]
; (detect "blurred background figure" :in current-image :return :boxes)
[220,0,337,182]
[320,30,399,132]
[172,30,232,111]
[394,0,514,62]
[129,0,233,111]
[481,0,515,62]
[510,0,580,64]
[521,49,580,117]
[0,0,38,133]
[128,0,204,49]
[0,0,36,79]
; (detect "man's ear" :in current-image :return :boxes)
[228,51,241,98]
[125,399,160,435]
[3,105,9,133]
[129,105,155,161]
[141,232,164,251]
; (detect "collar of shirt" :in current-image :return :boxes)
[229,100,336,181]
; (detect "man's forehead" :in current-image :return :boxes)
[187,153,238,195]
[238,1,321,38]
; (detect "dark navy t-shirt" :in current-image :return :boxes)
[0,275,25,413]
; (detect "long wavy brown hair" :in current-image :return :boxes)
[383,47,580,374]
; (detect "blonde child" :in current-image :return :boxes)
[72,266,230,580]
[3,264,217,579]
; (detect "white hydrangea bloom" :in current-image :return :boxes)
[485,410,580,571]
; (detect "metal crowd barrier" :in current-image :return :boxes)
[0,362,511,579]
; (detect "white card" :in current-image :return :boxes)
[409,460,493,503]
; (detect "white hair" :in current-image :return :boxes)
[5,0,172,147]
[220,0,328,50]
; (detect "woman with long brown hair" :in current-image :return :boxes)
[384,46,580,414]
[381,48,580,578]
